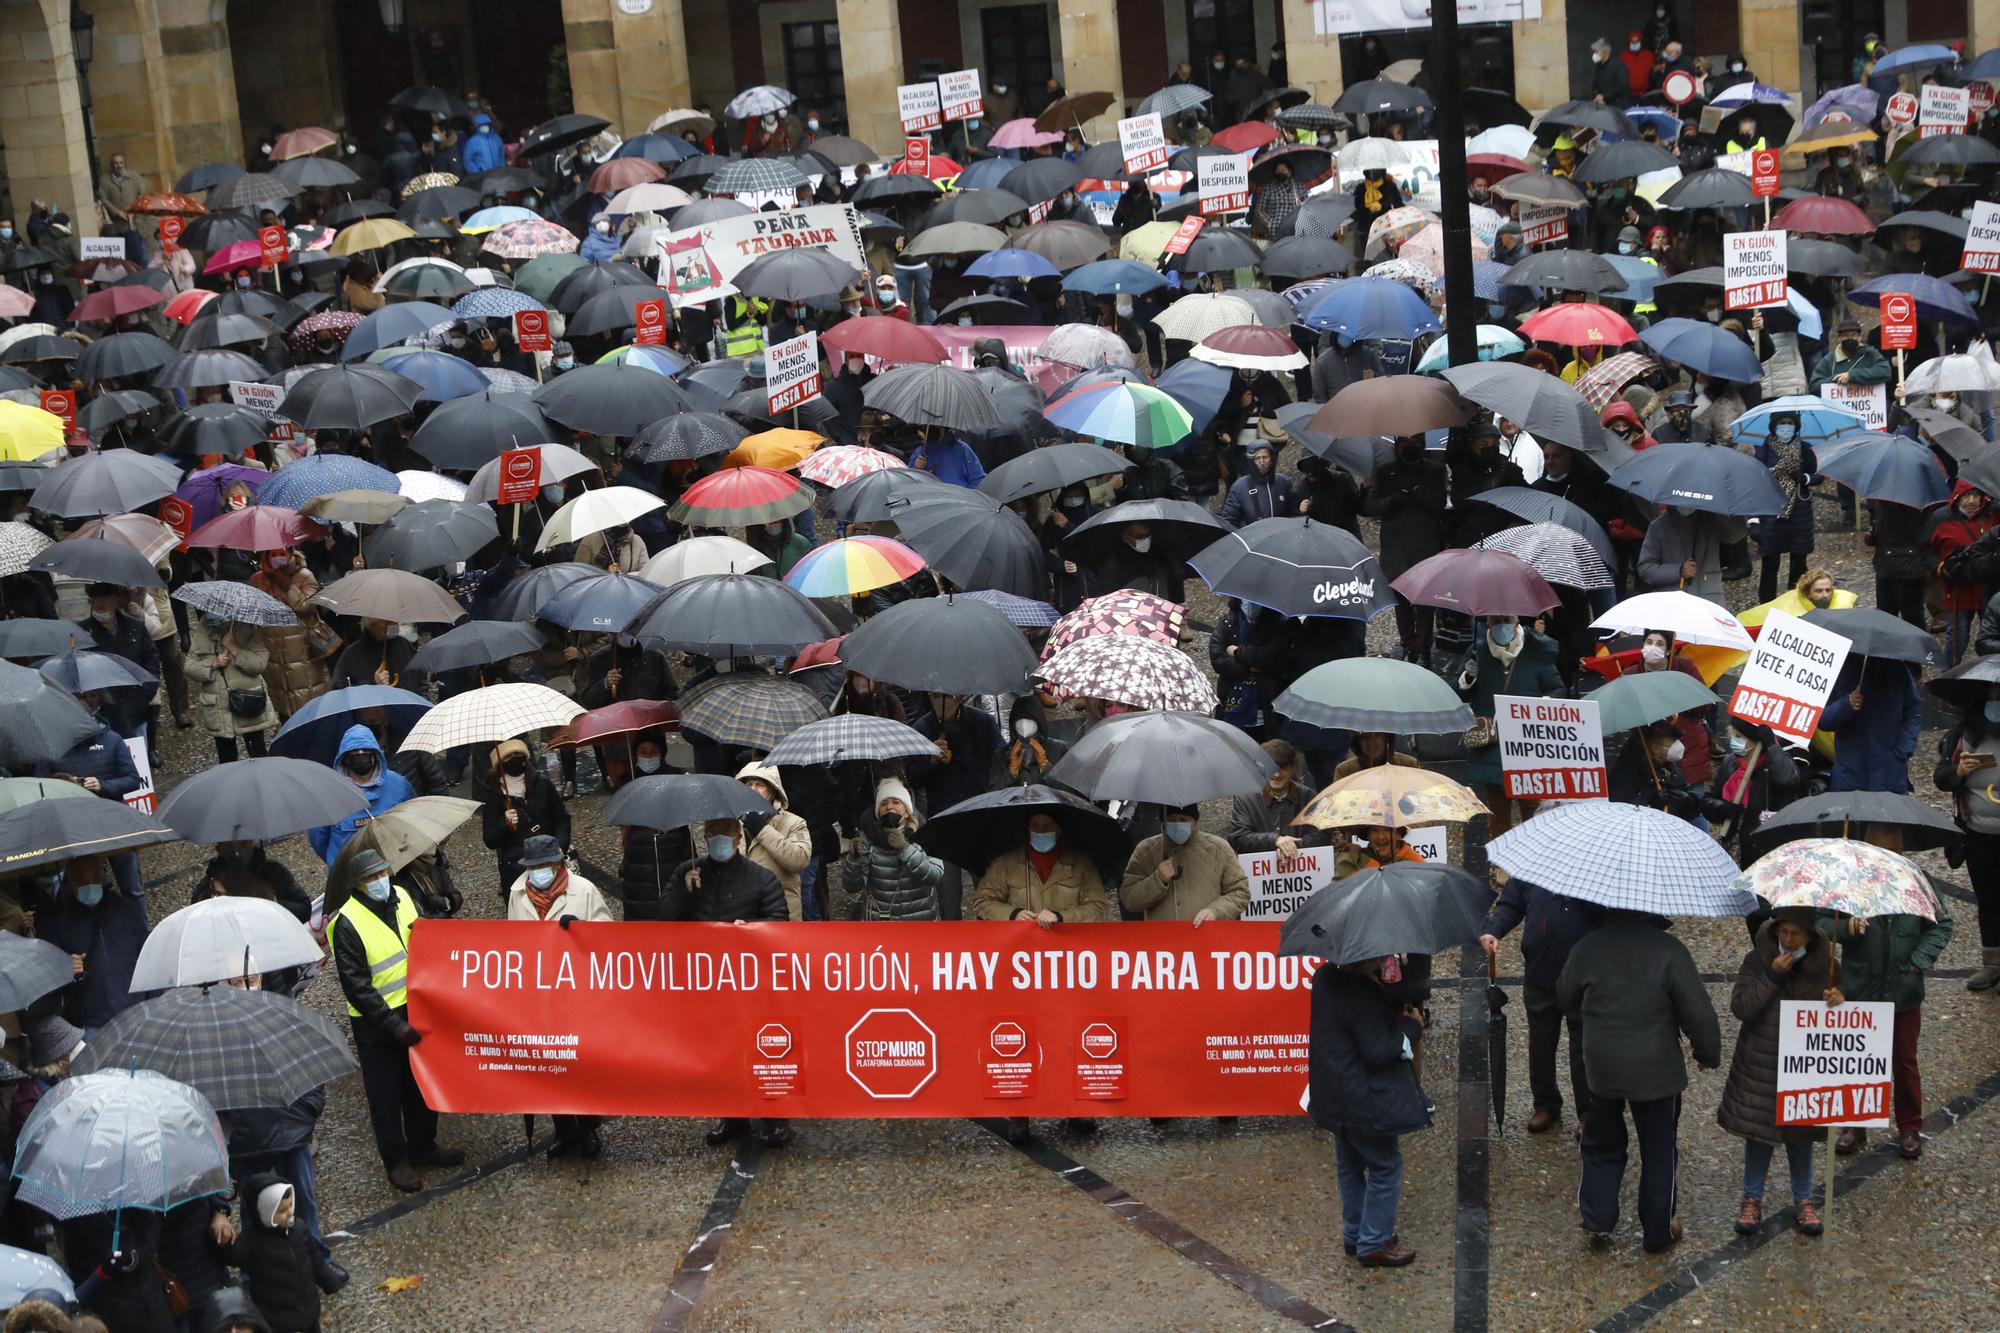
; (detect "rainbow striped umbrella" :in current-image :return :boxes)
[783,536,927,597]
[1043,382,1193,448]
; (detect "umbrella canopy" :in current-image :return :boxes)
[1735,838,1937,921]
[959,589,1059,630]
[398,682,583,753]
[635,537,772,586]
[1799,607,1941,667]
[28,537,167,588]
[1191,324,1307,373]
[605,773,771,831]
[268,683,430,760]
[1814,431,1950,508]
[1605,442,1789,517]
[863,363,1004,433]
[533,363,693,436]
[1657,167,1757,210]
[917,784,1133,877]
[1440,361,1611,453]
[782,536,925,598]
[1517,302,1637,348]
[72,988,355,1111]
[1748,791,1959,856]
[0,800,175,874]
[1307,375,1465,438]
[310,568,467,625]
[678,672,828,750]
[665,467,808,529]
[1277,863,1490,963]
[1727,393,1867,443]
[765,713,939,767]
[1049,709,1275,804]
[979,443,1130,506]
[1044,382,1192,448]
[627,572,837,656]
[1489,800,1753,915]
[1392,547,1559,617]
[1498,248,1629,295]
[408,393,551,470]
[462,442,595,506]
[536,570,670,634]
[36,648,156,694]
[75,331,176,382]
[535,484,669,552]
[797,445,906,490]
[359,498,498,572]
[1299,766,1487,829]
[888,496,1045,598]
[549,698,680,750]
[322,795,482,909]
[1298,276,1441,341]
[0,660,115,768]
[10,1070,229,1220]
[0,931,76,1013]
[1036,634,1217,713]
[0,528,53,581]
[407,619,547,675]
[1473,521,1614,590]
[841,595,1037,695]
[1042,590,1185,658]
[819,317,945,367]
[256,454,401,510]
[30,451,180,519]
[1637,317,1765,381]
[1586,669,1721,734]
[276,364,422,431]
[1191,517,1393,619]
[1061,497,1228,567]
[1592,589,1752,650]
[1275,656,1473,734]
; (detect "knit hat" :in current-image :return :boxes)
[256,1181,294,1229]
[492,738,530,770]
[874,776,915,815]
[26,1013,83,1068]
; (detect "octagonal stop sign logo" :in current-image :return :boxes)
[1080,1022,1119,1059]
[756,1023,793,1060]
[988,1021,1028,1059]
[845,1007,937,1099]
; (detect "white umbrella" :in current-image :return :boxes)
[397,469,467,503]
[1338,137,1410,173]
[534,483,666,552]
[11,1070,230,1220]
[397,682,582,753]
[1038,323,1137,371]
[636,535,772,586]
[0,323,58,357]
[606,182,693,215]
[650,107,716,137]
[1590,589,1752,651]
[371,255,466,294]
[1906,353,2000,395]
[1150,293,1258,343]
[1467,125,1537,160]
[463,443,596,505]
[1489,801,1754,916]
[131,897,323,991]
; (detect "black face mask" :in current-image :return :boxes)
[343,754,378,778]
[502,756,529,776]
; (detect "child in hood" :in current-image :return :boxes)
[222,1174,321,1333]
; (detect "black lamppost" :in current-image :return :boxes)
[71,1,99,193]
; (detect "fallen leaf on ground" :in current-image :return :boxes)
[381,1275,423,1293]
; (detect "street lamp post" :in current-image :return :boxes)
[71,1,99,195]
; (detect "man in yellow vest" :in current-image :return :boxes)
[332,848,463,1192]
[718,294,767,359]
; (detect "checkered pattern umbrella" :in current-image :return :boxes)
[205,172,298,211]
[678,673,828,751]
[1488,801,1754,916]
[1574,351,1660,413]
[766,713,940,766]
[1136,85,1211,117]
[1037,634,1217,713]
[1472,522,1614,590]
[1042,590,1185,660]
[72,987,355,1112]
[451,287,547,320]
[707,158,809,195]
[481,220,579,260]
[797,445,906,488]
[10,1070,230,1220]
[0,522,52,577]
[171,580,298,627]
[398,682,581,753]
[1279,102,1345,131]
[960,589,1060,629]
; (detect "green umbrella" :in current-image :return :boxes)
[1274,656,1475,734]
[0,776,95,816]
[513,253,588,304]
[1588,669,1720,735]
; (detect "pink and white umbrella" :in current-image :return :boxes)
[0,286,34,319]
[1190,324,1307,372]
[481,220,580,260]
[1036,634,1217,713]
[1397,223,1489,278]
[797,445,906,488]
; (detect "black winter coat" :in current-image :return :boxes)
[660,852,789,922]
[1481,876,1605,990]
[578,642,675,709]
[619,825,694,916]
[222,1172,321,1333]
[1557,913,1721,1102]
[906,703,1002,817]
[481,772,571,889]
[157,1197,232,1309]
[1308,965,1430,1137]
[1363,456,1449,577]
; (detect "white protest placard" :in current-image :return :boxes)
[123,735,156,814]
[1728,608,1851,745]
[1334,138,1442,212]
[227,381,285,416]
[1713,149,1753,176]
[766,331,822,413]
[1963,200,2000,274]
[898,81,942,134]
[1117,112,1169,175]
[1777,1000,1894,1128]
[1919,84,1970,138]
[80,236,127,261]
[1819,381,1888,431]
[654,203,868,309]
[938,69,984,122]
[1402,827,1448,864]
[1496,695,1607,800]
[1724,229,1788,309]
[1197,153,1251,216]
[1238,845,1335,921]
[1519,206,1568,248]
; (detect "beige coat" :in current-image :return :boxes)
[970,847,1115,922]
[737,763,813,919]
[506,868,616,923]
[183,620,278,739]
[1119,831,1249,921]
[251,565,329,719]
[574,529,649,571]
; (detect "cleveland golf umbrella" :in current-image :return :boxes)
[1190,517,1395,619]
[839,595,1038,695]
[1048,710,1276,805]
[536,571,668,633]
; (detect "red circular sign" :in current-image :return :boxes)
[1662,70,1697,106]
[988,1021,1027,1059]
[636,303,663,329]
[38,391,73,418]
[1886,91,1919,126]
[502,452,538,481]
[844,1007,936,1100]
[158,216,184,242]
[516,310,545,336]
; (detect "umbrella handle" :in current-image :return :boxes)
[1487,951,1498,982]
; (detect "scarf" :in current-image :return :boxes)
[525,863,568,919]
[1007,738,1048,776]
[1768,438,1805,519]
[1487,630,1524,669]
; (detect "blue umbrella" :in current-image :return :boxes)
[613,132,699,166]
[270,684,432,761]
[1414,324,1526,370]
[381,350,491,403]
[340,302,457,360]
[1281,277,1346,310]
[956,157,1019,191]
[1605,442,1788,517]
[1727,393,1866,444]
[968,248,1062,281]
[1708,81,1797,107]
[463,205,540,232]
[1784,289,1823,341]
[1850,273,1980,327]
[1871,43,1959,75]
[1602,253,1663,303]
[1468,260,1510,303]
[1815,429,1952,507]
[451,287,546,320]
[1804,83,1881,127]
[1154,356,1234,438]
[1637,317,1763,381]
[1621,106,1684,138]
[256,454,402,510]
[1299,276,1441,339]
[1061,258,1170,295]
[536,571,667,632]
[1969,47,2000,80]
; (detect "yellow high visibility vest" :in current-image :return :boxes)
[337,886,418,1018]
[722,298,766,357]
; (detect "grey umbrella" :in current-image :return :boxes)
[1137,84,1211,117]
[850,173,942,206]
[1657,167,1757,211]
[978,442,1130,505]
[1164,229,1263,275]
[863,363,1004,432]
[1002,158,1085,205]
[0,931,75,1012]
[628,411,750,464]
[733,247,865,301]
[925,189,1030,227]
[157,403,272,458]
[1259,235,1357,280]
[407,619,548,675]
[887,492,1046,598]
[765,714,939,766]
[1049,709,1276,805]
[0,619,85,659]
[154,348,268,391]
[37,648,156,694]
[361,498,499,572]
[72,987,356,1112]
[1291,194,1357,239]
[707,157,810,194]
[28,537,170,586]
[29,454,182,520]
[533,363,694,436]
[565,285,677,338]
[277,363,423,431]
[1571,139,1679,183]
[1497,249,1628,295]
[627,572,837,656]
[0,797,178,872]
[10,1069,230,1220]
[407,392,551,470]
[1440,361,1615,453]
[179,312,280,351]
[605,773,771,831]
[155,755,369,844]
[824,464,952,521]
[1277,862,1491,963]
[205,171,298,211]
[840,595,1038,695]
[172,580,300,628]
[0,659,104,768]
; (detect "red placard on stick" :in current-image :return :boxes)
[1750,150,1781,198]
[157,216,185,252]
[38,389,74,431]
[258,225,288,269]
[903,137,930,175]
[158,496,194,551]
[1161,216,1206,257]
[513,308,552,352]
[1880,292,1918,350]
[632,297,668,347]
[497,448,543,506]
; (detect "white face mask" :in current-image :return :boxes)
[1665,739,1686,763]
[635,755,663,774]
[1937,396,1958,412]
[1013,718,1038,739]
[1129,536,1152,554]
[1641,642,1667,664]
[364,876,393,903]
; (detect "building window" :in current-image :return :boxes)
[1186,0,1258,67]
[980,4,1054,96]
[784,20,843,119]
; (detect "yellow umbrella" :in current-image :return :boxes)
[330,218,416,256]
[725,428,823,472]
[1782,124,1879,158]
[0,401,66,461]
[1119,220,1181,263]
[1295,766,1488,830]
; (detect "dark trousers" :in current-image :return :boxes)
[1757,551,1808,603]
[1892,1008,1923,1135]
[214,730,268,764]
[1392,593,1434,667]
[1523,984,1589,1119]
[1578,1093,1680,1250]
[156,633,189,720]
[1965,833,2000,947]
[1876,576,1929,631]
[937,860,963,921]
[352,1028,439,1167]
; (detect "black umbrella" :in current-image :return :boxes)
[77,390,162,439]
[925,189,1031,227]
[0,620,88,659]
[30,456,181,521]
[519,113,613,158]
[537,571,668,633]
[37,649,156,694]
[75,331,176,383]
[825,465,953,520]
[271,156,359,189]
[626,573,837,656]
[932,294,1031,324]
[1463,87,1533,128]
[1653,168,1752,211]
[605,773,770,831]
[917,784,1133,876]
[1901,133,2000,168]
[1249,146,1333,188]
[1787,239,1864,278]
[0,245,63,274]
[1880,209,1968,240]
[977,443,1130,505]
[396,185,481,223]
[406,392,549,470]
[1334,79,1432,114]
[863,363,1004,432]
[206,172,299,212]
[627,412,750,465]
[1800,607,1942,667]
[155,404,266,458]
[177,161,247,192]
[1164,229,1263,275]
[1931,652,2000,712]
[1276,862,1490,962]
[1189,517,1394,619]
[211,289,287,318]
[1572,139,1679,183]
[0,795,177,871]
[390,85,472,119]
[734,248,865,302]
[0,365,40,393]
[1746,790,1961,856]
[485,562,602,620]
[0,931,74,1012]
[565,285,678,338]
[885,492,1045,598]
[181,210,259,250]
[155,348,267,392]
[154,755,369,844]
[407,619,547,675]
[1464,486,1616,566]
[1539,100,1637,137]
[1259,235,1356,280]
[325,198,394,227]
[666,156,733,190]
[1489,948,1508,1132]
[276,364,423,431]
[1498,248,1628,295]
[533,364,692,437]
[1050,709,1276,804]
[0,660,108,768]
[360,498,498,572]
[1073,141,1139,183]
[1440,361,1613,452]
[1061,497,1230,566]
[1002,157,1085,205]
[178,312,279,351]
[1,335,84,364]
[839,595,1038,695]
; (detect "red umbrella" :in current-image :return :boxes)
[821,316,945,366]
[70,284,169,324]
[789,636,846,673]
[128,192,207,216]
[1191,324,1307,372]
[550,698,681,748]
[1466,153,1530,181]
[1211,122,1281,154]
[163,290,218,326]
[185,505,321,552]
[1390,547,1560,618]
[888,154,963,181]
[203,239,266,275]
[1770,195,1874,236]
[1518,302,1637,348]
[587,157,666,194]
[666,465,812,527]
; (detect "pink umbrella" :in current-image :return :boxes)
[1391,547,1559,618]
[0,287,33,319]
[1397,223,1489,278]
[202,239,266,275]
[481,220,579,260]
[162,289,217,325]
[71,284,169,323]
[987,119,1065,150]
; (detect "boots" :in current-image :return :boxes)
[1968,947,2000,992]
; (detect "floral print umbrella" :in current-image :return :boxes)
[1297,767,1489,830]
[1035,634,1217,713]
[1042,590,1185,660]
[1735,839,1939,921]
[481,220,579,260]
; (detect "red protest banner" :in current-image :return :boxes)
[513,309,552,352]
[496,448,543,506]
[258,225,288,269]
[37,390,74,431]
[1880,292,1918,350]
[1750,149,1781,198]
[1161,216,1206,257]
[632,297,668,347]
[157,216,185,252]
[408,921,1313,1117]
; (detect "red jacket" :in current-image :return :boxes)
[1931,482,1998,611]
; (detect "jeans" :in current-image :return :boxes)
[1742,1137,1815,1203]
[1578,1093,1680,1250]
[1333,1130,1405,1256]
[1523,983,1589,1119]
[799,855,822,921]
[352,1029,440,1167]
[895,266,932,323]
[1945,608,1977,666]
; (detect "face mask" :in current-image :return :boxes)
[1029,830,1060,854]
[528,866,558,890]
[555,358,574,371]
[1642,643,1668,664]
[1809,592,1833,609]
[765,521,788,537]
[1836,156,1852,168]
[236,276,252,289]
[37,273,51,285]
[706,834,737,862]
[807,120,820,131]
[364,876,393,902]
[1242,603,1262,620]
[995,85,1008,94]
[1212,61,1225,71]
[344,755,378,780]
[761,116,778,132]
[92,606,116,624]
[1774,423,1797,442]
[1630,41,1642,51]
[1729,62,1744,73]
[1163,820,1197,846]
[1489,623,1515,645]
[1986,701,2000,725]
[1840,340,1860,356]
[1129,536,1152,554]
[1013,718,1038,739]
[1062,495,1085,508]
[1937,396,1958,412]
[432,131,444,142]
[966,119,981,130]
[0,228,11,240]
[545,484,566,503]
[1487,303,1508,321]
[1705,307,1722,323]
[1114,295,1133,317]
[1665,739,1687,763]
[502,756,528,776]
[73,883,104,908]
[1729,735,1749,754]
[636,755,663,774]
[478,125,491,134]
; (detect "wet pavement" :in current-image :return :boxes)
[115,490,2000,1331]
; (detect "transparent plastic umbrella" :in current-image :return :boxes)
[10,1069,230,1220]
